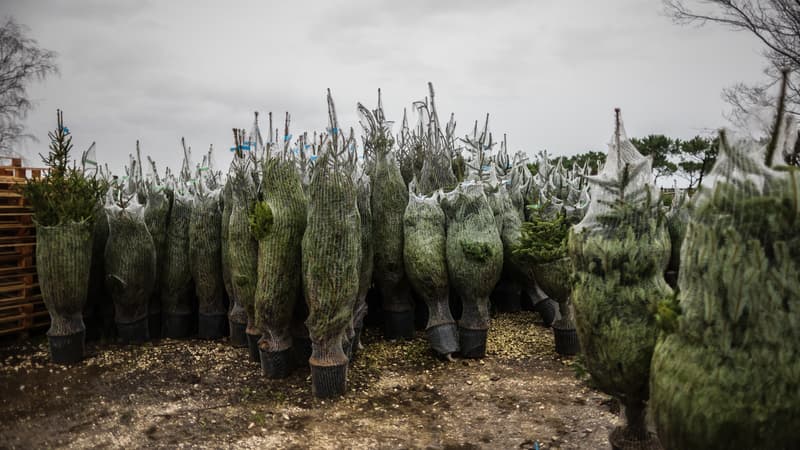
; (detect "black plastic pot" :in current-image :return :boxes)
[426,323,460,357]
[609,426,663,450]
[533,299,558,327]
[116,317,149,344]
[383,310,415,340]
[229,320,247,348]
[459,327,487,358]
[198,313,227,340]
[48,331,86,365]
[553,326,580,356]
[260,348,293,379]
[311,364,347,398]
[163,313,192,339]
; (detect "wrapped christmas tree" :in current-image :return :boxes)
[404,185,457,358]
[189,149,227,339]
[105,177,157,344]
[161,143,194,338]
[360,94,415,340]
[568,110,670,449]
[650,78,800,449]
[441,180,504,358]
[142,155,171,339]
[302,92,361,397]
[22,111,105,363]
[350,170,373,359]
[252,117,308,378]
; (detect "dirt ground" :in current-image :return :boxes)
[0,312,619,449]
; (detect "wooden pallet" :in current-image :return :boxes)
[0,301,49,335]
[0,156,48,337]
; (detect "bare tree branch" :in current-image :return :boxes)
[664,1,800,133]
[0,17,59,152]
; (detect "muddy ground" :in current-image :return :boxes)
[0,312,619,449]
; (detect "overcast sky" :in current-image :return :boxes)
[6,0,766,176]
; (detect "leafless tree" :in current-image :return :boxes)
[0,18,58,153]
[664,1,799,133]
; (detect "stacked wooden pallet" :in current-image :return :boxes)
[0,157,48,336]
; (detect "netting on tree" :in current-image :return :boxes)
[301,92,362,397]
[251,118,308,374]
[189,146,227,338]
[403,184,455,356]
[441,180,503,357]
[360,94,415,339]
[104,185,157,343]
[568,110,671,447]
[160,145,195,338]
[142,155,171,337]
[351,170,373,352]
[650,95,800,449]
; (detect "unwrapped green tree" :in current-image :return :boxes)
[22,110,105,362]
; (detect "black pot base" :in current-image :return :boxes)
[427,323,460,356]
[48,331,86,364]
[553,326,580,356]
[459,327,487,359]
[229,321,247,348]
[609,426,663,450]
[163,313,192,339]
[533,299,558,327]
[148,311,162,340]
[246,333,261,362]
[198,313,227,340]
[260,348,293,379]
[310,363,348,399]
[383,310,415,340]
[116,318,149,344]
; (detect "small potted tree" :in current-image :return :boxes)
[22,110,105,363]
[514,212,579,355]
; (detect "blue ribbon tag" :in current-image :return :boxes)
[310,155,318,161]
[284,134,292,142]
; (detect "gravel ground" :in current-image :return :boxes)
[0,312,619,449]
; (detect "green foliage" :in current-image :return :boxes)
[20,110,106,226]
[650,136,800,449]
[652,293,681,334]
[460,239,495,262]
[248,200,273,240]
[677,136,718,189]
[630,135,679,183]
[514,213,570,264]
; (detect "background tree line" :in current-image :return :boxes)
[530,134,719,189]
